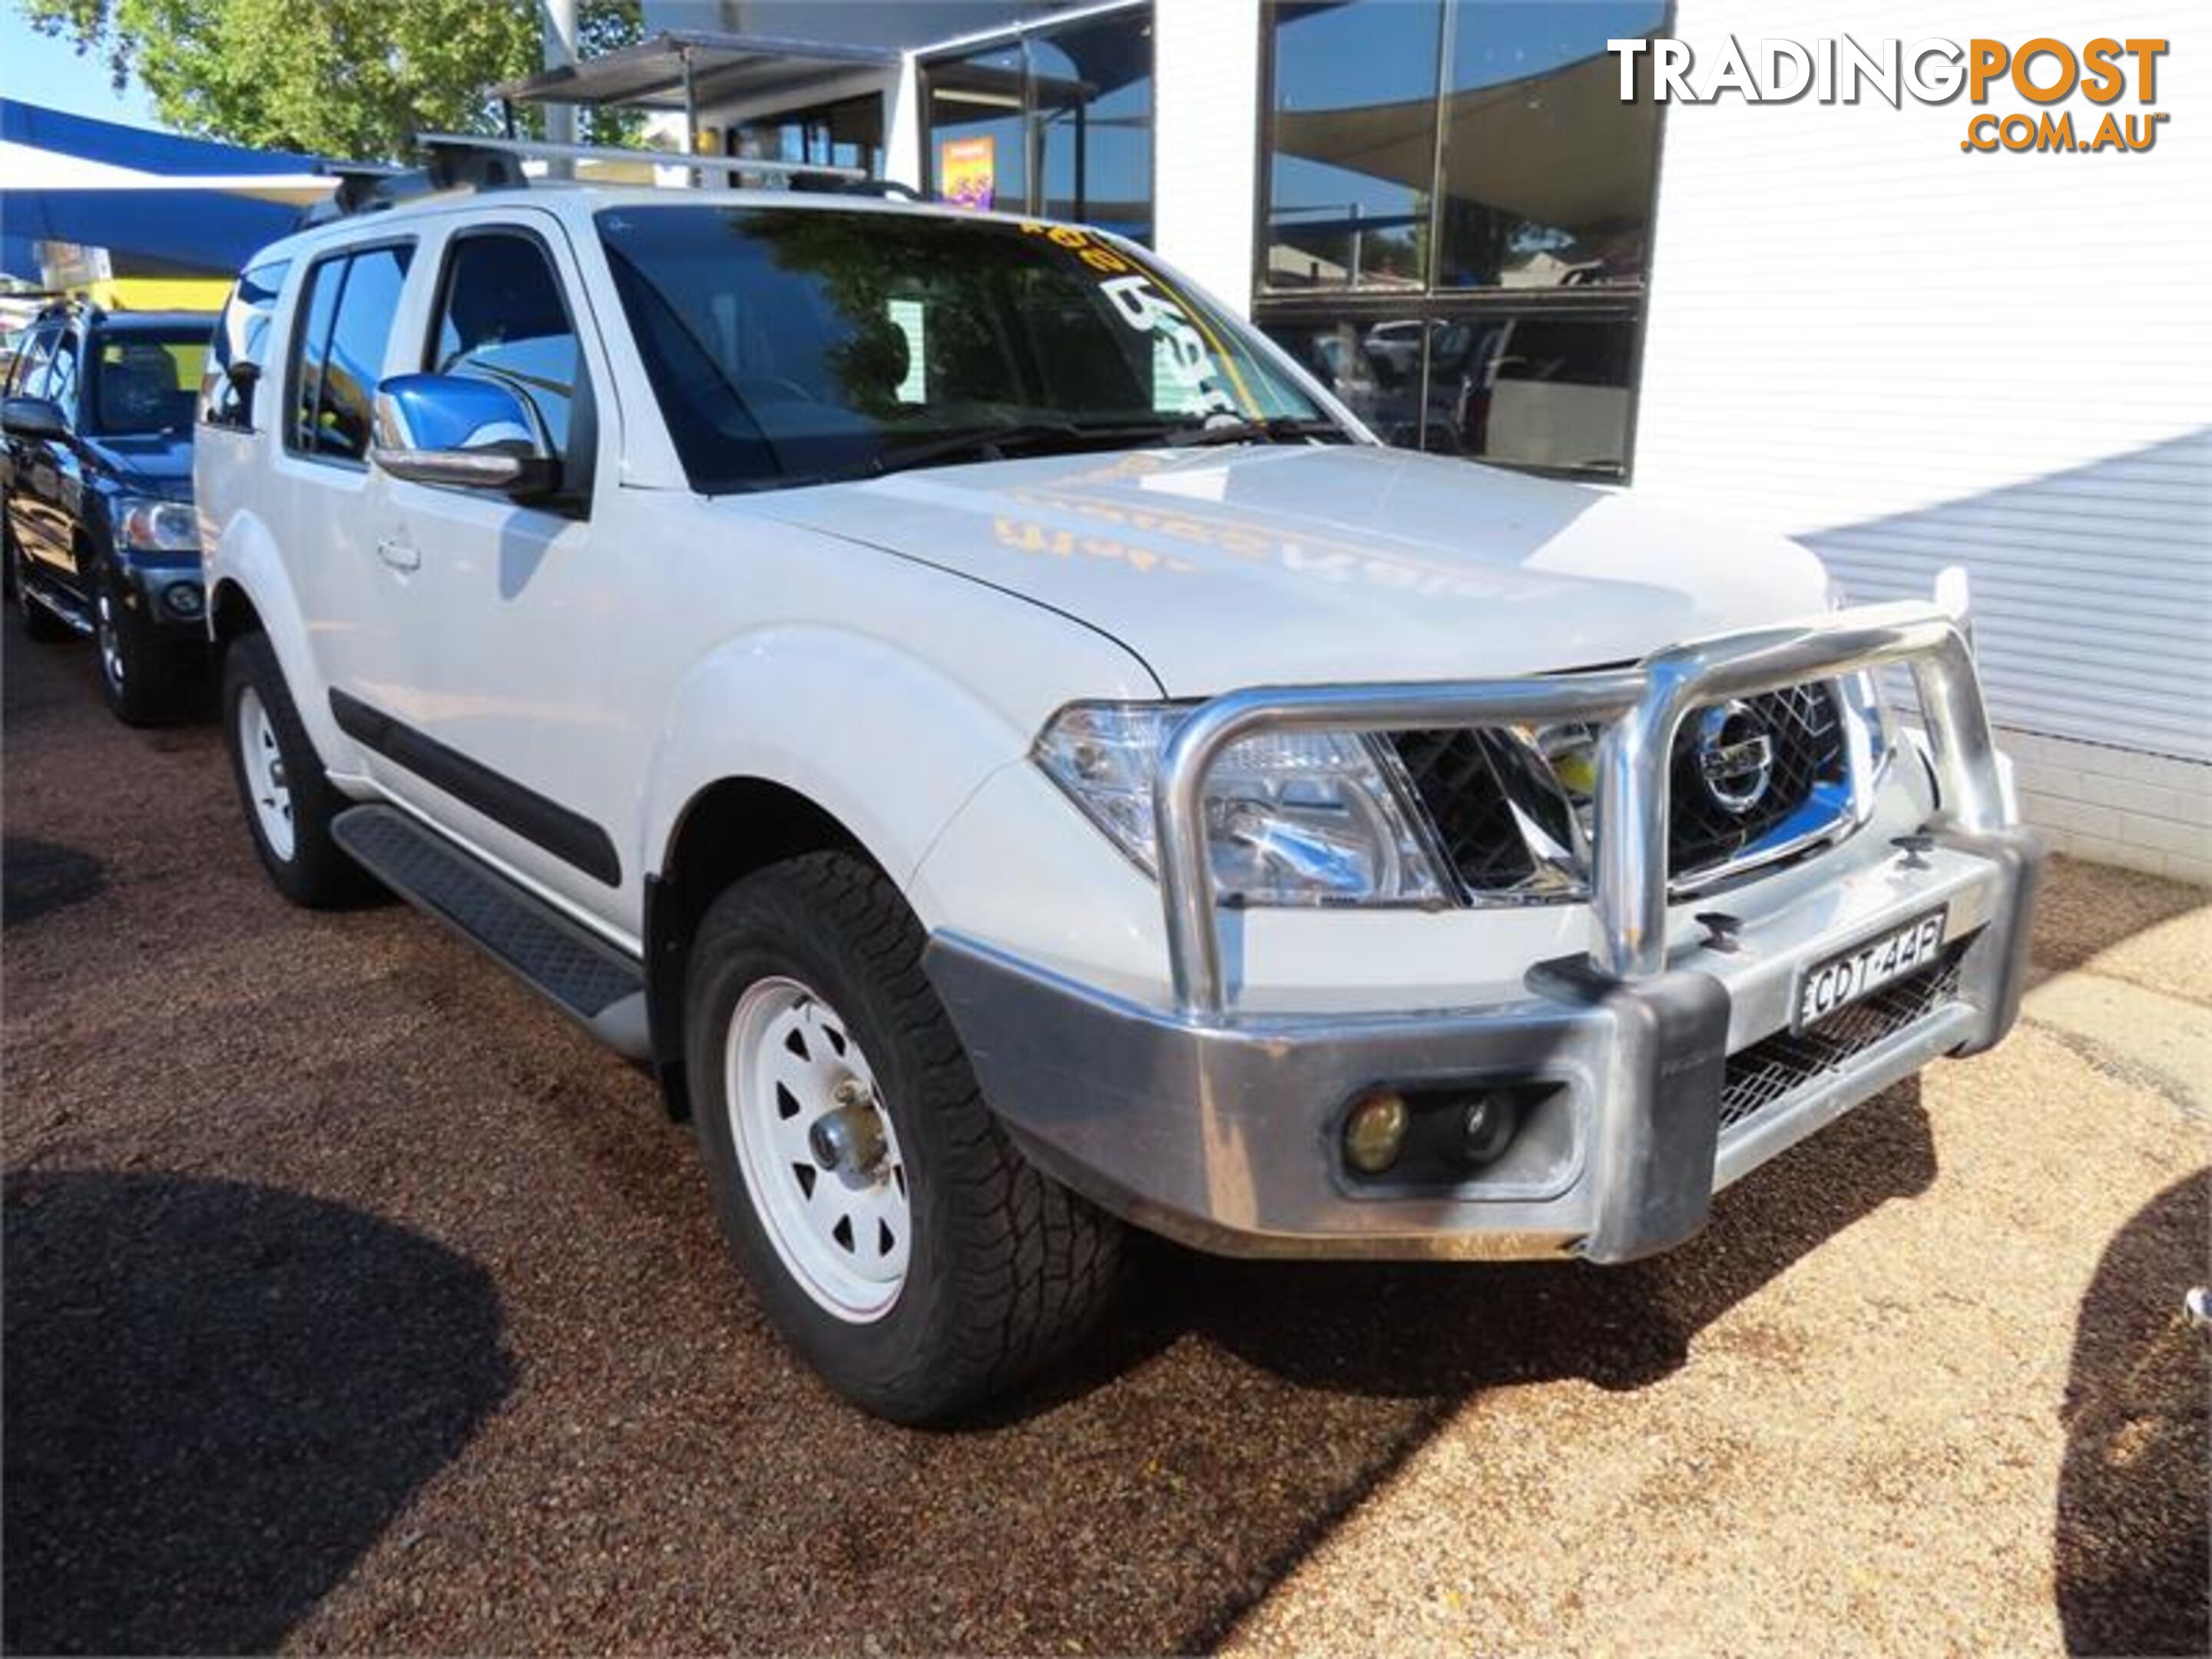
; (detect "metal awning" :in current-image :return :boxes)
[495,30,899,111]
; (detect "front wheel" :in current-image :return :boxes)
[686,850,1123,1422]
[94,562,202,726]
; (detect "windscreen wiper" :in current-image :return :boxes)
[1166,416,1352,447]
[870,422,1098,477]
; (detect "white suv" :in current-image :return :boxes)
[195,147,2039,1421]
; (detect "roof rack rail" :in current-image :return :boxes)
[414,132,869,184]
[300,134,910,225]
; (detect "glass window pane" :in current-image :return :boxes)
[88,328,204,435]
[11,326,59,401]
[290,257,343,453]
[315,245,412,462]
[42,331,80,417]
[926,41,1027,213]
[1032,12,1154,243]
[202,258,289,429]
[433,235,581,459]
[1257,313,1427,449]
[1437,2,1664,289]
[1428,313,1635,474]
[1265,0,1442,291]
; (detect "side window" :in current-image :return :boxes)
[289,256,344,455]
[200,258,291,430]
[288,243,412,464]
[429,233,584,462]
[42,331,81,422]
[10,326,59,400]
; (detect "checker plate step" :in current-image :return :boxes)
[333,805,647,1055]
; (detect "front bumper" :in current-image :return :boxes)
[926,594,2042,1263]
[114,558,209,637]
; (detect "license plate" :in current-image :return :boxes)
[1796,906,1949,1030]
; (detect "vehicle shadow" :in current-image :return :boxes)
[2053,1167,2210,1657]
[971,1081,1938,1650]
[2,1171,512,1655]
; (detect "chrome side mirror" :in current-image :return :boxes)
[369,373,557,499]
[2,396,68,441]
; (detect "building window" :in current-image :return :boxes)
[729,94,883,181]
[1258,0,1666,478]
[921,2,1154,243]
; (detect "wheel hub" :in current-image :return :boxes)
[808,1098,889,1187]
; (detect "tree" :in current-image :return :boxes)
[17,0,643,162]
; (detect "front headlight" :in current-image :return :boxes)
[1033,702,1449,906]
[117,497,200,554]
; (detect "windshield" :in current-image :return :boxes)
[86,328,208,435]
[594,205,1336,492]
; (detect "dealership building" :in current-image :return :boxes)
[510,0,2210,881]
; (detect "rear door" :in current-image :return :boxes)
[7,324,85,589]
[269,237,419,757]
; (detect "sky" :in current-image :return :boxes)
[0,6,161,127]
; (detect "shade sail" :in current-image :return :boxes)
[1,100,333,279]
[1273,48,1651,238]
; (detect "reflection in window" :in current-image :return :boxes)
[1257,0,1664,478]
[1430,313,1636,471]
[730,94,882,181]
[1436,2,1663,288]
[1032,12,1154,243]
[921,5,1154,242]
[1265,0,1442,290]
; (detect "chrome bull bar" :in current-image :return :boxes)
[1153,595,2005,1023]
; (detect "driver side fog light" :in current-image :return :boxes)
[1342,1091,1408,1175]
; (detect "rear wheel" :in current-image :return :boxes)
[220,631,376,908]
[686,850,1123,1422]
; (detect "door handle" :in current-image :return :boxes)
[376,536,420,571]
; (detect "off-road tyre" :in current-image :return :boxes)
[686,849,1124,1422]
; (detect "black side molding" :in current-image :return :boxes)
[328,688,621,886]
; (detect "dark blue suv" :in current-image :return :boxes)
[2,303,217,724]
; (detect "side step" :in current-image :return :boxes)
[332,804,649,1058]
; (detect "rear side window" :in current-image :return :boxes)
[287,243,413,464]
[41,331,81,419]
[200,258,291,430]
[9,325,59,400]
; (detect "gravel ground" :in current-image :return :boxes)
[3,630,2206,1656]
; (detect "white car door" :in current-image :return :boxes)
[356,211,641,938]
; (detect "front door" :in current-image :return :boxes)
[366,214,637,937]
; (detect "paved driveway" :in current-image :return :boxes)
[4,634,2204,1655]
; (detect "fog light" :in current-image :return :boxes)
[1459,1094,1517,1165]
[164,581,205,619]
[1343,1091,1408,1175]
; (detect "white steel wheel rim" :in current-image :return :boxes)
[95,589,124,690]
[725,976,909,1323]
[237,686,296,862]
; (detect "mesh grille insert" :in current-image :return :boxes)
[1719,942,1969,1135]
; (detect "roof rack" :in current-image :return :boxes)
[303,134,912,224]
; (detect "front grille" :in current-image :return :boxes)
[1667,682,1846,879]
[1388,728,1539,891]
[1717,944,1968,1134]
[1387,680,1849,899]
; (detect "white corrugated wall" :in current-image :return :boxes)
[1631,4,2210,804]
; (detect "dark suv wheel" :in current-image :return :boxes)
[93,557,203,725]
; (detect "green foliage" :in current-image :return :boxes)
[15,0,643,162]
